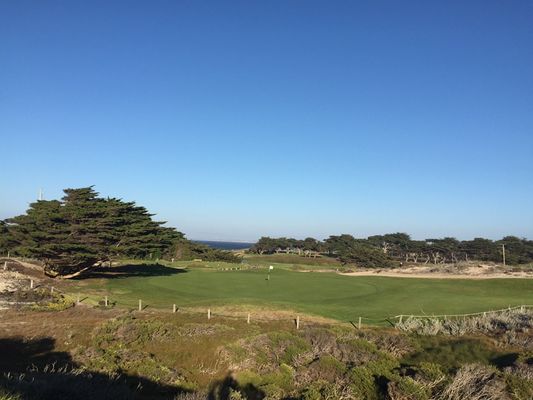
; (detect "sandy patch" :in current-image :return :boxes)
[341,264,533,280]
[0,270,31,291]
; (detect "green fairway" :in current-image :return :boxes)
[78,266,533,323]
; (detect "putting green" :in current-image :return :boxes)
[80,267,533,323]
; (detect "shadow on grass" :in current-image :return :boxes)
[402,336,519,371]
[208,374,265,400]
[75,263,188,280]
[0,337,191,400]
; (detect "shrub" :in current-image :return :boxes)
[302,356,346,383]
[30,291,75,312]
[396,309,533,338]
[349,367,379,400]
[298,379,356,400]
[413,362,447,392]
[387,376,429,400]
[268,332,310,366]
[440,364,507,400]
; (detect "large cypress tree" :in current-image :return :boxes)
[4,187,182,277]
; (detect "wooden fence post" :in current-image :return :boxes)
[208,309,211,320]
[3,261,6,271]
[173,304,177,313]
[104,296,108,307]
[358,317,362,329]
[30,279,34,289]
[138,299,142,311]
[296,316,300,329]
[247,313,250,324]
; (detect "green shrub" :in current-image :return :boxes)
[506,373,533,400]
[365,357,400,380]
[388,376,429,400]
[298,380,355,400]
[299,386,322,400]
[30,292,75,311]
[259,383,284,400]
[237,363,294,397]
[310,356,346,381]
[228,388,245,400]
[349,367,379,400]
[268,332,310,365]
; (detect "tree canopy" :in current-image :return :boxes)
[3,187,181,277]
[1,187,239,277]
[250,233,533,267]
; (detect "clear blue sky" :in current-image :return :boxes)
[1,1,532,241]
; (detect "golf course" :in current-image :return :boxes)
[76,262,533,323]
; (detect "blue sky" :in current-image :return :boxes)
[1,0,532,241]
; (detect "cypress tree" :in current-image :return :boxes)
[4,187,183,277]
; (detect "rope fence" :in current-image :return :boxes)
[393,304,533,323]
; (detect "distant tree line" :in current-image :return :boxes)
[250,233,533,267]
[0,187,240,277]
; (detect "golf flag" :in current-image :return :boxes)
[269,265,274,271]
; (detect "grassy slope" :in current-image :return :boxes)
[76,265,533,323]
[243,253,342,268]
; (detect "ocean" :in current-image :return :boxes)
[193,240,254,250]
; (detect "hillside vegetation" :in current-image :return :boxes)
[0,307,532,400]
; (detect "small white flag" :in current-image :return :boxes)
[269,265,274,271]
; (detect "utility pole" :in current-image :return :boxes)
[502,244,506,266]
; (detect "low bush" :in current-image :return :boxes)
[28,290,75,312]
[440,364,507,400]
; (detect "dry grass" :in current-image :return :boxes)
[396,308,533,339]
[440,364,508,400]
